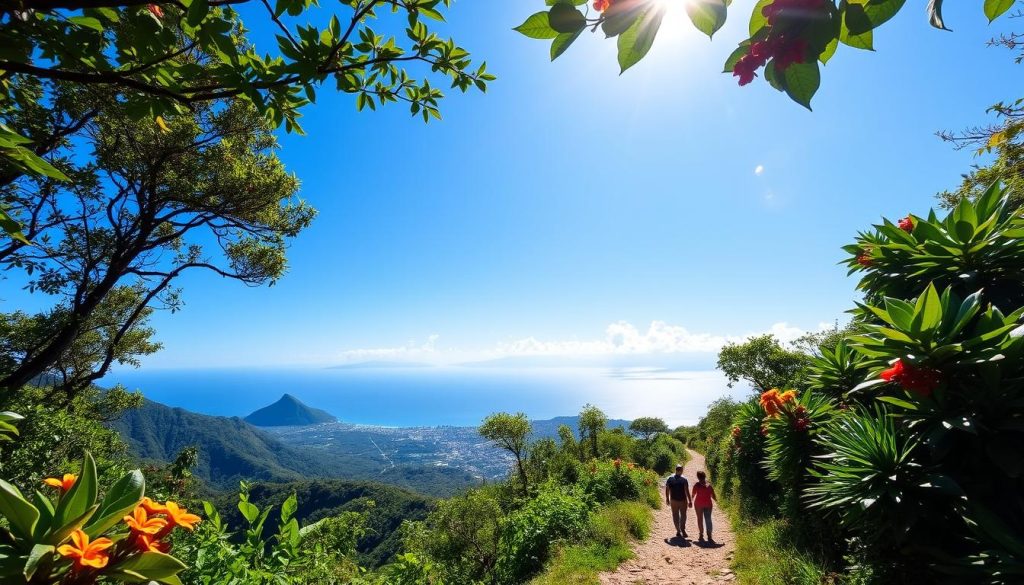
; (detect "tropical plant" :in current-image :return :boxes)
[0,452,193,584]
[804,339,870,399]
[516,0,1012,108]
[0,410,23,442]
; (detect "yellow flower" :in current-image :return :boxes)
[43,474,77,492]
[155,116,170,133]
[57,529,113,570]
[140,496,168,515]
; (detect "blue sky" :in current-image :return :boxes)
[105,1,1024,368]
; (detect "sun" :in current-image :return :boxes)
[650,0,702,47]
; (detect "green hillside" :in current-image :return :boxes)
[212,480,435,568]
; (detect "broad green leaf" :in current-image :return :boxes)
[984,0,1014,22]
[749,0,773,35]
[617,5,667,73]
[685,0,727,38]
[782,62,819,110]
[23,544,54,580]
[55,453,98,528]
[603,0,648,37]
[549,3,586,33]
[0,480,40,540]
[187,0,209,27]
[551,29,583,60]
[85,470,144,538]
[112,551,187,580]
[876,396,917,410]
[514,11,559,39]
[910,283,942,336]
[68,16,104,31]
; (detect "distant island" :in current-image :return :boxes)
[244,393,337,426]
[328,360,434,369]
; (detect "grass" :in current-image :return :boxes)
[731,515,835,585]
[530,500,653,585]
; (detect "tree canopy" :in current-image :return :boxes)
[628,416,668,441]
[717,334,808,392]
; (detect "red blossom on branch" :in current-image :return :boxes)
[881,359,942,397]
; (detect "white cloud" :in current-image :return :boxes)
[492,320,825,357]
[333,335,440,363]
[754,164,765,176]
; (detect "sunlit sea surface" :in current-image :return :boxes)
[104,366,747,427]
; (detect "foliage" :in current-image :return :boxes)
[516,0,1011,108]
[730,516,837,585]
[407,487,501,584]
[0,410,24,443]
[480,412,533,493]
[717,334,808,392]
[688,397,740,454]
[577,404,607,460]
[530,501,651,585]
[0,88,315,396]
[805,339,870,400]
[493,485,591,584]
[0,0,493,217]
[575,459,658,507]
[0,452,191,584]
[843,183,1024,310]
[0,386,139,490]
[627,417,668,441]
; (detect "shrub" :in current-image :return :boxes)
[494,485,591,584]
[575,460,657,506]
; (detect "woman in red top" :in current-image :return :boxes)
[691,470,718,543]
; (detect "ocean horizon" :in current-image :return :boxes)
[103,365,748,428]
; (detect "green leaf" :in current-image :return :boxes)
[876,396,917,410]
[617,4,667,73]
[549,3,586,33]
[602,0,647,37]
[54,453,98,529]
[782,62,819,110]
[111,551,187,581]
[514,11,560,39]
[685,0,727,38]
[186,0,209,27]
[0,207,31,246]
[910,283,942,336]
[749,0,773,35]
[23,544,54,580]
[0,480,40,540]
[550,29,583,60]
[85,470,144,538]
[68,16,104,31]
[984,0,1014,22]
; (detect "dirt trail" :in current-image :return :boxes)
[600,450,737,585]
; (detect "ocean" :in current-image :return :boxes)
[103,366,746,427]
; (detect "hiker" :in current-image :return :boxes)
[664,464,692,538]
[692,470,718,543]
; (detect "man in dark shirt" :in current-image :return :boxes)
[665,464,692,538]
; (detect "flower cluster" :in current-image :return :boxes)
[857,249,873,267]
[52,494,200,572]
[792,405,810,431]
[594,0,615,12]
[732,0,825,85]
[731,426,742,439]
[881,359,942,397]
[734,36,808,85]
[759,388,797,417]
[898,216,914,232]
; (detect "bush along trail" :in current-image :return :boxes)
[601,449,737,585]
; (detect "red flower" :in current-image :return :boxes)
[773,38,807,70]
[594,0,613,12]
[613,458,622,469]
[731,426,742,439]
[794,405,807,417]
[881,359,941,397]
[733,54,759,86]
[794,418,810,431]
[898,216,914,232]
[856,252,873,267]
[147,3,164,18]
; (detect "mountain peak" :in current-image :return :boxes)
[244,394,336,427]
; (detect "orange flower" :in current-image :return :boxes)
[779,390,797,404]
[57,529,113,570]
[147,3,164,18]
[759,389,782,417]
[164,501,201,531]
[135,533,170,553]
[594,0,613,11]
[124,506,168,535]
[140,497,168,515]
[43,474,77,492]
